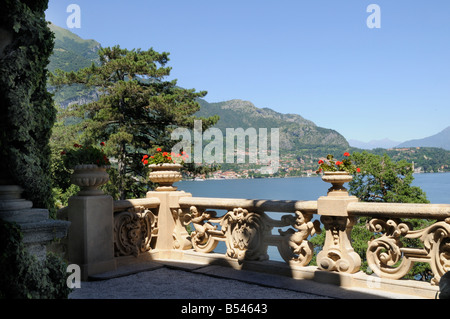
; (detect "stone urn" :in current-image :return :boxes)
[149,163,182,191]
[321,171,353,195]
[71,164,110,196]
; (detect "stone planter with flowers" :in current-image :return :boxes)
[142,148,188,191]
[61,142,110,196]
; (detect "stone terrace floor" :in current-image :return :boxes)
[69,258,428,300]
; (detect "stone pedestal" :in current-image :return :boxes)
[316,172,361,274]
[0,185,70,261]
[147,190,192,251]
[67,195,116,280]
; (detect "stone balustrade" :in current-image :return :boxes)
[64,171,450,298]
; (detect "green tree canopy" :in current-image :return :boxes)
[50,46,218,199]
[349,151,429,204]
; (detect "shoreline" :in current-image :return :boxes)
[180,171,450,182]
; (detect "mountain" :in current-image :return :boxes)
[48,23,101,108]
[196,99,349,150]
[348,138,401,150]
[47,23,349,151]
[46,23,450,174]
[396,127,450,151]
[48,23,101,73]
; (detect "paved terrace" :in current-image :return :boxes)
[68,256,431,300]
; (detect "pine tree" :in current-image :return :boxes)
[50,46,218,199]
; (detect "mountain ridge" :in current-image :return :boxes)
[48,23,101,73]
[46,23,450,175]
[196,99,349,150]
[47,23,349,151]
[349,138,402,150]
[396,126,450,151]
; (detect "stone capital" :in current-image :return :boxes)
[317,195,358,217]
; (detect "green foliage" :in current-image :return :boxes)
[0,0,56,209]
[349,151,429,203]
[142,148,188,165]
[370,147,450,173]
[0,219,71,299]
[50,45,218,199]
[316,152,359,174]
[60,142,110,168]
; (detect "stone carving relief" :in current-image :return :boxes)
[114,206,157,257]
[316,216,361,274]
[183,206,221,253]
[221,208,270,263]
[367,217,450,284]
[278,211,321,266]
[182,206,271,263]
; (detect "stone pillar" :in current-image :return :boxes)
[67,194,116,281]
[317,172,361,274]
[0,184,70,261]
[147,190,192,252]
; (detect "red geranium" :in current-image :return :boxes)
[316,152,360,175]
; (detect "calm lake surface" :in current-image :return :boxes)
[176,172,450,261]
[177,172,450,204]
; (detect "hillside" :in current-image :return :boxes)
[46,23,450,175]
[396,126,450,151]
[349,138,401,150]
[47,23,349,152]
[48,23,101,73]
[47,23,101,109]
[196,99,349,151]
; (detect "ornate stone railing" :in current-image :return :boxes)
[347,202,450,285]
[113,198,160,257]
[173,195,450,288]
[178,197,319,265]
[170,173,450,288]
[65,170,450,297]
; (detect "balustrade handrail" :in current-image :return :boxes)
[178,196,317,214]
[114,197,160,212]
[347,201,450,219]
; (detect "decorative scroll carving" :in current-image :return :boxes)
[180,206,221,253]
[366,218,413,280]
[191,206,219,251]
[114,206,157,257]
[367,217,450,284]
[278,211,321,266]
[221,208,270,263]
[182,206,270,263]
[317,216,361,273]
[172,208,193,250]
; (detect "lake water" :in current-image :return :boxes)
[177,172,450,204]
[175,172,450,261]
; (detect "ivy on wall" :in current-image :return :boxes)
[0,0,56,209]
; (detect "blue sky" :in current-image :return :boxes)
[45,0,450,143]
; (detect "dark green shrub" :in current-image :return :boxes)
[0,219,72,299]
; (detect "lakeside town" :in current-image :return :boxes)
[184,147,450,181]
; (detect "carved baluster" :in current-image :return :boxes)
[278,211,321,266]
[221,208,270,263]
[366,218,413,280]
[114,206,157,257]
[317,216,361,273]
[423,218,450,285]
[182,206,220,253]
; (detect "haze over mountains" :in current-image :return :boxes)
[396,126,450,151]
[349,127,450,151]
[348,138,401,150]
[47,23,449,152]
